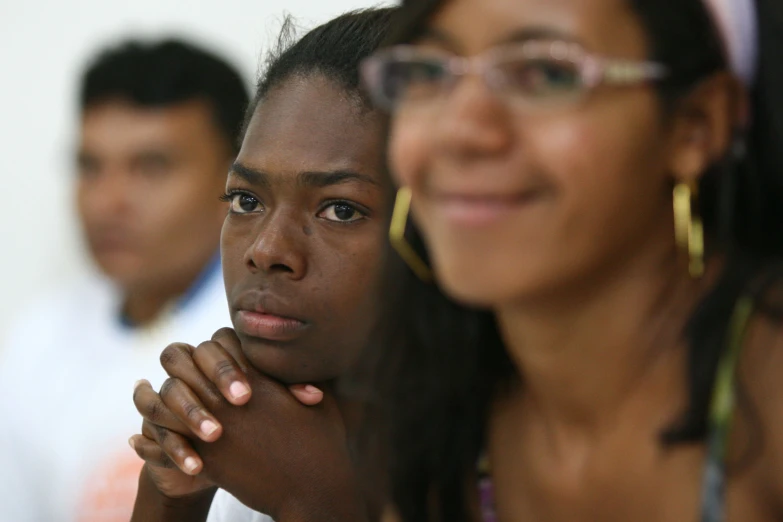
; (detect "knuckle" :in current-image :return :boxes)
[211,327,235,343]
[146,399,165,423]
[159,343,191,368]
[154,424,170,445]
[195,339,217,353]
[159,346,180,368]
[159,455,176,469]
[158,378,178,400]
[183,401,203,422]
[213,359,238,381]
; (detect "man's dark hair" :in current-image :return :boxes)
[80,39,250,153]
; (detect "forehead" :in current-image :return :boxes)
[80,99,221,155]
[424,0,648,56]
[238,75,384,180]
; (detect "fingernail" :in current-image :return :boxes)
[200,419,219,437]
[128,437,136,450]
[183,457,199,474]
[229,381,250,400]
[133,380,146,391]
[304,385,321,395]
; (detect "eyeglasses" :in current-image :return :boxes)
[361,41,669,112]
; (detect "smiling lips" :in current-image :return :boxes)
[431,190,545,226]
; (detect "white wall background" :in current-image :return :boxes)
[0,0,391,337]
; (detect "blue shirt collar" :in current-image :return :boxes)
[118,252,222,330]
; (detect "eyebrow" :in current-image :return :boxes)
[499,27,579,45]
[76,150,95,165]
[298,170,379,188]
[420,26,579,51]
[229,162,379,189]
[75,147,175,167]
[229,162,270,188]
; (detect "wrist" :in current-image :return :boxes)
[277,500,368,522]
[132,465,217,522]
[276,474,368,522]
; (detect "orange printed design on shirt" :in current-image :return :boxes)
[77,448,144,522]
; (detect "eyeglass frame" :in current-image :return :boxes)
[361,40,670,111]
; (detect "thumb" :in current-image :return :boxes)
[288,384,324,406]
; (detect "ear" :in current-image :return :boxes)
[667,72,744,184]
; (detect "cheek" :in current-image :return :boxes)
[75,184,92,222]
[531,102,669,227]
[426,99,670,305]
[153,174,218,222]
[139,178,222,252]
[220,220,252,286]
[389,112,431,188]
[317,235,383,313]
[521,104,672,278]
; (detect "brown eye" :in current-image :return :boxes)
[226,193,263,214]
[499,57,581,97]
[318,203,364,223]
[384,56,448,103]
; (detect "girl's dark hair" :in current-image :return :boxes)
[240,7,396,140]
[356,1,783,521]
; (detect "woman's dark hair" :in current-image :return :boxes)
[80,39,249,154]
[357,1,783,521]
[240,7,396,139]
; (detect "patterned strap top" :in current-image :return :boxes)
[478,296,755,522]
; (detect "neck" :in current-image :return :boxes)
[495,250,715,437]
[121,287,179,327]
[120,255,218,327]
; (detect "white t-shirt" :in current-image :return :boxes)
[207,489,273,522]
[0,261,230,522]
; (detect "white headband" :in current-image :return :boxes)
[702,0,759,85]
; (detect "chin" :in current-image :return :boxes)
[437,268,516,308]
[93,254,144,284]
[432,247,552,308]
[240,340,342,385]
[427,244,513,307]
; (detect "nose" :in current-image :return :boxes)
[435,75,513,162]
[79,167,133,219]
[244,207,308,280]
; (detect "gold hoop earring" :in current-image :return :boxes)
[673,181,704,278]
[389,187,432,282]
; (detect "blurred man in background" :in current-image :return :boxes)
[0,39,248,521]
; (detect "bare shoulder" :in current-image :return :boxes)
[737,291,783,510]
[381,507,402,522]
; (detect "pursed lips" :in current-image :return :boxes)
[232,290,310,343]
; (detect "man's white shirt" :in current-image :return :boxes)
[0,261,230,522]
[207,489,273,522]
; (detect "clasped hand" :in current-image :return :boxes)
[130,328,363,521]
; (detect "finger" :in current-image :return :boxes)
[158,377,223,442]
[158,343,226,409]
[211,328,252,370]
[140,421,203,476]
[158,342,198,375]
[193,339,252,406]
[288,384,324,406]
[132,379,191,436]
[128,434,177,470]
